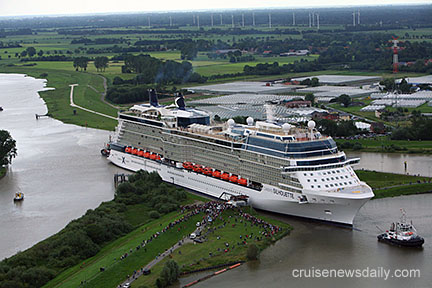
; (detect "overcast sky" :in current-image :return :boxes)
[0,0,430,17]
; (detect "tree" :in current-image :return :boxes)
[37,49,44,57]
[246,244,259,260]
[73,57,89,71]
[26,46,36,57]
[0,130,17,166]
[156,260,179,288]
[338,94,352,107]
[310,77,319,87]
[94,56,109,72]
[305,93,315,105]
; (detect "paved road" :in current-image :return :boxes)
[118,226,203,287]
[69,84,117,120]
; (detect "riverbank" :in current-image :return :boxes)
[356,170,432,199]
[0,166,6,179]
[0,68,118,131]
[337,137,432,154]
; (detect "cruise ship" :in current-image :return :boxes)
[105,90,374,225]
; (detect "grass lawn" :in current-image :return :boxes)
[357,170,432,199]
[337,137,432,153]
[132,208,290,288]
[43,212,202,288]
[43,191,207,288]
[356,170,432,189]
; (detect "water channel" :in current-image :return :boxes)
[0,74,431,286]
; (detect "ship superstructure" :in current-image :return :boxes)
[106,90,374,225]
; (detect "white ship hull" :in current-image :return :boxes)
[108,150,371,225]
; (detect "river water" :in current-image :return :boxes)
[1,74,431,286]
[0,74,124,260]
[181,194,432,287]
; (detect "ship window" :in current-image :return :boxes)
[307,179,310,182]
[317,185,321,188]
[336,170,340,173]
[334,183,338,186]
[311,185,314,188]
[336,177,339,179]
[344,182,347,185]
[349,181,352,184]
[325,185,329,188]
[330,184,334,187]
[322,179,325,182]
[331,177,334,180]
[310,173,313,176]
[345,176,348,178]
[304,173,307,176]
[332,171,336,174]
[314,179,317,182]
[323,172,326,175]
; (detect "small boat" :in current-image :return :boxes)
[377,210,424,248]
[0,106,3,111]
[14,192,24,202]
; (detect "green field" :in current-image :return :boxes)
[44,206,290,288]
[337,136,432,153]
[357,170,432,199]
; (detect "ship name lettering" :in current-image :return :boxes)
[272,188,294,199]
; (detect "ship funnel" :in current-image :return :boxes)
[149,89,159,107]
[175,92,186,110]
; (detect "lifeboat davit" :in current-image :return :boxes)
[150,153,157,160]
[203,167,213,176]
[132,148,138,155]
[229,175,238,183]
[183,162,193,170]
[144,151,150,158]
[193,164,203,173]
[221,173,229,181]
[238,178,247,186]
[125,147,131,153]
[137,150,144,157]
[212,170,221,178]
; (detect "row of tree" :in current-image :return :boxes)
[0,171,188,288]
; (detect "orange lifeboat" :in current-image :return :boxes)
[221,173,229,181]
[137,150,144,157]
[125,147,131,153]
[212,170,221,178]
[229,175,238,183]
[155,155,161,161]
[132,148,138,155]
[238,178,247,186]
[183,162,193,170]
[150,153,157,160]
[193,164,203,173]
[203,167,213,176]
[144,151,150,158]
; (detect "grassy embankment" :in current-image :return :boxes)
[0,65,118,130]
[336,136,432,154]
[357,170,432,199]
[132,208,289,288]
[0,166,6,178]
[47,206,290,288]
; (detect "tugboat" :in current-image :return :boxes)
[13,192,24,202]
[377,209,424,248]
